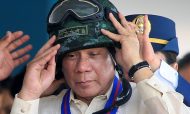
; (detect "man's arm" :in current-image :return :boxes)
[102,13,190,113]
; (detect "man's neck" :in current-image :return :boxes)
[75,95,94,105]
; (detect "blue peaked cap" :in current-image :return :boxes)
[125,14,179,55]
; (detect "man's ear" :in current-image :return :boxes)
[170,62,178,70]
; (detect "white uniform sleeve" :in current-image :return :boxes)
[10,94,39,114]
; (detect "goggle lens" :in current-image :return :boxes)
[49,0,101,24]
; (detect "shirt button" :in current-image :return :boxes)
[154,84,158,87]
[21,108,26,113]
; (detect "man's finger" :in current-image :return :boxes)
[6,31,23,44]
[0,31,13,49]
[7,35,30,52]
[32,44,60,67]
[36,50,57,68]
[109,13,126,35]
[14,54,30,67]
[47,56,56,73]
[36,35,56,57]
[12,31,24,38]
[11,44,32,59]
[119,12,129,29]
[101,29,120,42]
[34,44,60,61]
[143,15,151,37]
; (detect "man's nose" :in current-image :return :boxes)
[75,57,92,72]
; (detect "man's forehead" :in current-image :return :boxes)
[67,47,108,53]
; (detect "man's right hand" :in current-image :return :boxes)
[18,36,60,100]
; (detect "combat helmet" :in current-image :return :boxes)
[47,0,119,57]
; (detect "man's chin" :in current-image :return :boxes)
[75,89,99,99]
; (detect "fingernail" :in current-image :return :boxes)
[17,31,23,35]
[3,31,11,40]
[51,35,56,39]
[5,31,12,38]
[6,31,11,36]
[109,13,113,16]
[101,29,106,32]
[57,44,61,48]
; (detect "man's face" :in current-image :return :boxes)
[62,47,115,98]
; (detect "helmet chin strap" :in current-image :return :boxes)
[92,53,132,114]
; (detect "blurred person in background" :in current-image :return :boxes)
[178,53,190,83]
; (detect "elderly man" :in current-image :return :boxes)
[11,0,190,114]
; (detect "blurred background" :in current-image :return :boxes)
[0,0,55,76]
[0,0,189,76]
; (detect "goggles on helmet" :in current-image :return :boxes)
[48,0,104,24]
[47,0,119,33]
